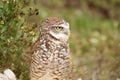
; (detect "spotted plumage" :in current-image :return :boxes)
[30,17,71,80]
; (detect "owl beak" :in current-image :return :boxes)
[68,31,70,36]
[64,29,70,37]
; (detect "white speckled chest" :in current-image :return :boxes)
[30,38,71,80]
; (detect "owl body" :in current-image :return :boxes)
[30,17,71,80]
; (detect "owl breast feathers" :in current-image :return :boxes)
[30,17,72,80]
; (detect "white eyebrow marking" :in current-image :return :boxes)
[52,22,69,29]
[59,23,69,29]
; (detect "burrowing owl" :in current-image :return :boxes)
[30,17,71,80]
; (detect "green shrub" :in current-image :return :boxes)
[0,0,39,79]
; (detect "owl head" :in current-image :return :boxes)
[40,17,70,42]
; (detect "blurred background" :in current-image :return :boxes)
[0,0,120,80]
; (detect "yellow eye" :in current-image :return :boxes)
[55,26,63,31]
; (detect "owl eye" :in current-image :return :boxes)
[55,26,63,31]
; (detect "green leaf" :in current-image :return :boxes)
[1,25,8,33]
[15,30,22,40]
